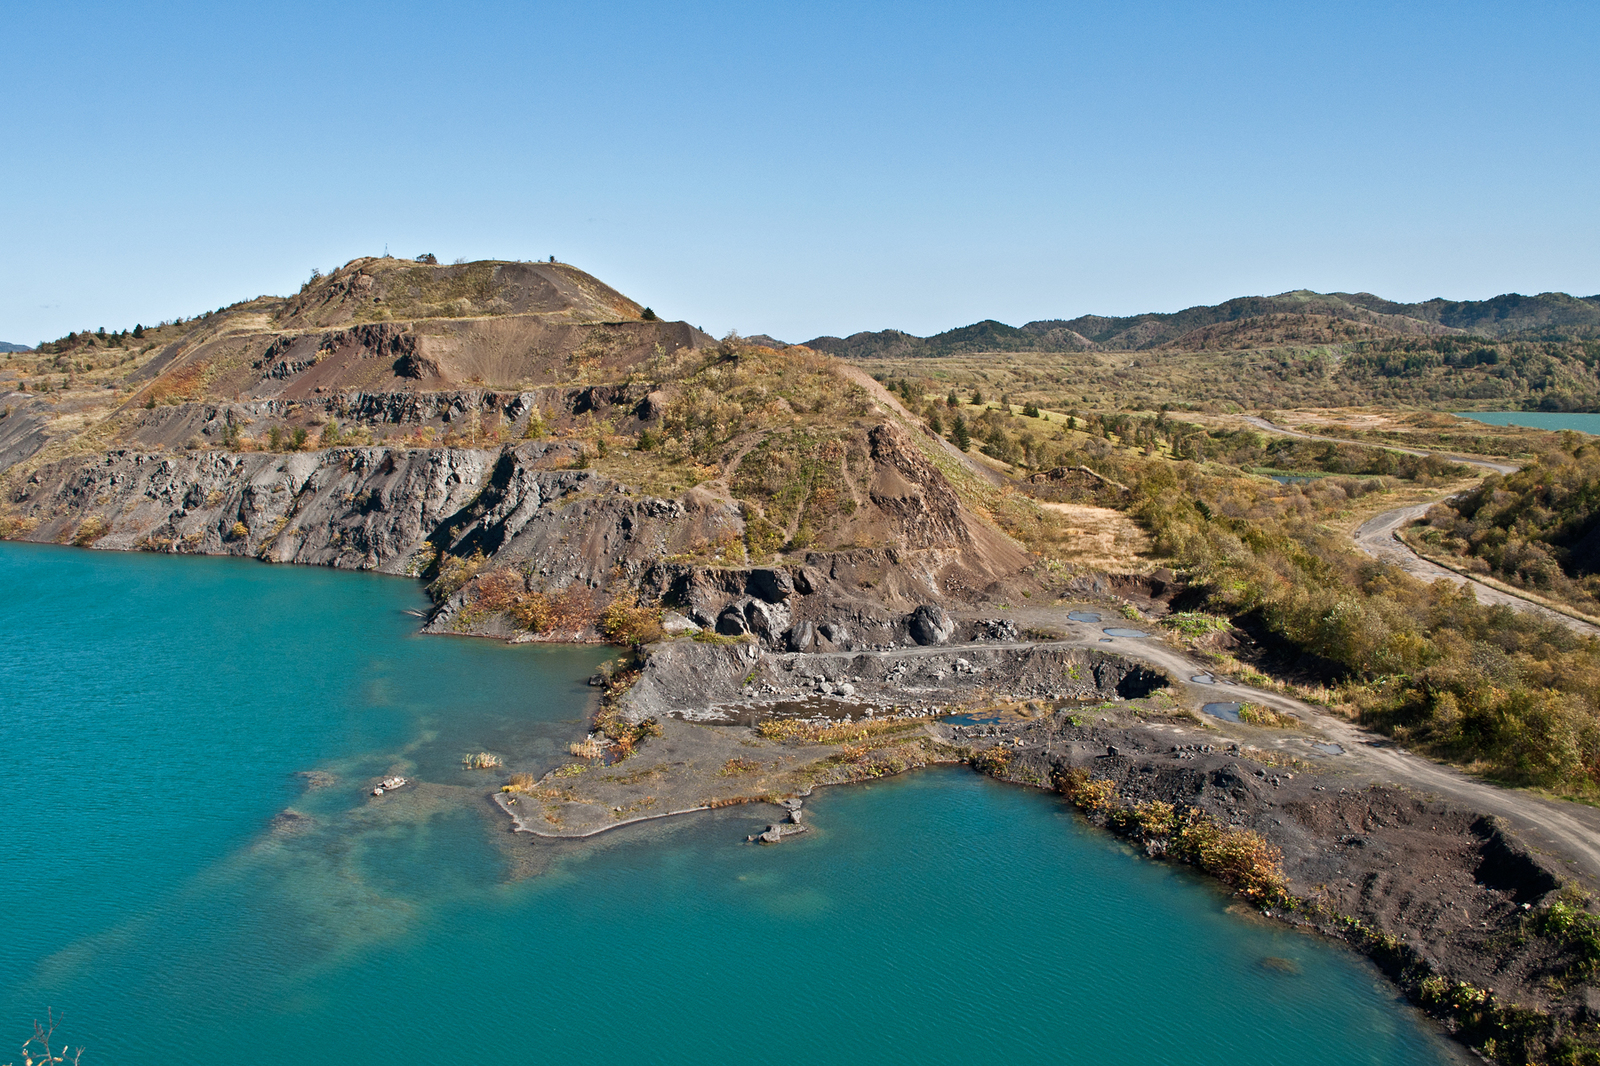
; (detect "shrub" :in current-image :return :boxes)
[756,718,918,744]
[970,745,1014,776]
[1058,768,1118,812]
[603,716,661,761]
[1238,703,1296,728]
[1530,889,1600,980]
[71,517,108,546]
[1162,611,1232,637]
[428,550,489,603]
[1170,813,1287,901]
[1055,767,1287,902]
[600,591,664,645]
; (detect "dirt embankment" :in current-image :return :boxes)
[620,639,1168,721]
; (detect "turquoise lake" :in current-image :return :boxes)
[0,543,1464,1064]
[1456,411,1600,434]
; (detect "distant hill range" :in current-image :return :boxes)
[802,290,1600,358]
[0,342,33,353]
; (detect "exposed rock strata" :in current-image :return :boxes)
[619,640,1169,722]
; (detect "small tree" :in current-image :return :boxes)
[640,307,658,321]
[132,324,144,339]
[971,388,984,406]
[7,1009,83,1066]
[952,415,971,451]
[946,390,959,408]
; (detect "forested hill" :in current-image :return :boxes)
[804,289,1600,357]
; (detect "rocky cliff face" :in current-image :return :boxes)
[1,257,1042,649]
[9,444,501,571]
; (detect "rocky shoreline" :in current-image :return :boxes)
[495,626,1600,1065]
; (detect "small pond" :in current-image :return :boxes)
[1102,627,1150,638]
[1203,702,1244,722]
[1067,611,1103,623]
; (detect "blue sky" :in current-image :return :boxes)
[3,0,1597,345]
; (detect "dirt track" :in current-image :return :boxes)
[835,364,1008,487]
[810,395,1600,875]
[1243,417,1600,636]
[994,604,1600,890]
[1241,415,1520,475]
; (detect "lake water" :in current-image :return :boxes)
[1456,411,1600,434]
[0,543,1462,1064]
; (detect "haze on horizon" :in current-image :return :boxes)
[3,0,1597,346]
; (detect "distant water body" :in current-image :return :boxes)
[0,544,1462,1064]
[1457,411,1600,434]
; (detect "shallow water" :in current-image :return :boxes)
[1456,411,1600,434]
[1203,701,1245,722]
[0,544,1461,1064]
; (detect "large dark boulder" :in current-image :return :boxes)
[716,603,750,637]
[743,597,792,643]
[785,620,817,652]
[747,568,794,603]
[908,604,955,646]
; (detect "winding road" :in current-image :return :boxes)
[986,605,1600,888]
[1246,417,1600,636]
[801,381,1600,881]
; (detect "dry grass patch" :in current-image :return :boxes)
[1029,502,1150,569]
[755,717,926,744]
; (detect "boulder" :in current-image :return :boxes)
[908,604,955,646]
[747,568,794,603]
[785,620,817,652]
[661,611,700,635]
[716,603,750,636]
[743,598,792,644]
[792,566,824,595]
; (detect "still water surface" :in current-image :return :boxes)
[1456,411,1600,434]
[0,544,1462,1063]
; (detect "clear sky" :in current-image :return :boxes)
[3,0,1597,346]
